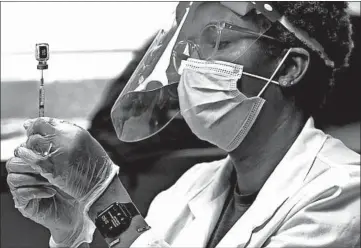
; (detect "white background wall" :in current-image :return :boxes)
[1,1,359,82]
[1,2,178,82]
[1,2,178,160]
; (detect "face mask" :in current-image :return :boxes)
[177,50,291,152]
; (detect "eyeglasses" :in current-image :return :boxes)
[172,21,284,71]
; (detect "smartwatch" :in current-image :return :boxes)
[95,202,147,239]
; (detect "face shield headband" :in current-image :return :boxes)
[111,1,331,143]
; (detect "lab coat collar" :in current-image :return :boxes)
[186,117,328,247]
[177,155,232,247]
[187,156,233,217]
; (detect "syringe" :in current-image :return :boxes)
[35,43,49,117]
[35,43,53,155]
[39,69,45,117]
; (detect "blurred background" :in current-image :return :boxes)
[1,2,179,247]
[1,2,178,161]
[1,2,360,248]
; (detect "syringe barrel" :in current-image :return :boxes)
[39,73,45,117]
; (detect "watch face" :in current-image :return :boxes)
[96,203,132,238]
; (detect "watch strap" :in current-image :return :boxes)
[122,202,140,217]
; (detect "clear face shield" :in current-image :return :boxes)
[111,2,280,142]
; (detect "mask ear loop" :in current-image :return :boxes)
[257,48,292,97]
[242,72,279,85]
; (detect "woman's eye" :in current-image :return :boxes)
[218,41,231,50]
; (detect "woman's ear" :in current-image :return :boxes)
[278,47,310,88]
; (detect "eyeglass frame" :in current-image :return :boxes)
[172,20,287,70]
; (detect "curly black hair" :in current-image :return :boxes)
[263,2,354,118]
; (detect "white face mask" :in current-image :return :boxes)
[177,50,291,152]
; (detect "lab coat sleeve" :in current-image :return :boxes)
[129,231,171,248]
[130,189,172,247]
[264,166,360,248]
[130,160,212,247]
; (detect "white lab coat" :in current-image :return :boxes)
[131,118,360,248]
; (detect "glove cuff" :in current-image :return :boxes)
[81,162,120,220]
[49,163,119,248]
[49,217,96,248]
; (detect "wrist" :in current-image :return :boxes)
[88,176,150,247]
[50,224,82,246]
[88,174,132,223]
[50,217,94,248]
[77,243,90,248]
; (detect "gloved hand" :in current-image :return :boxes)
[6,156,95,248]
[14,117,121,247]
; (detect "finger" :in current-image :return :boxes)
[6,157,39,174]
[24,117,57,129]
[7,173,51,190]
[26,118,56,137]
[12,186,56,209]
[23,119,36,130]
[21,198,53,223]
[14,147,53,174]
[26,134,53,154]
[18,199,40,220]
[21,196,59,223]
[15,146,43,162]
